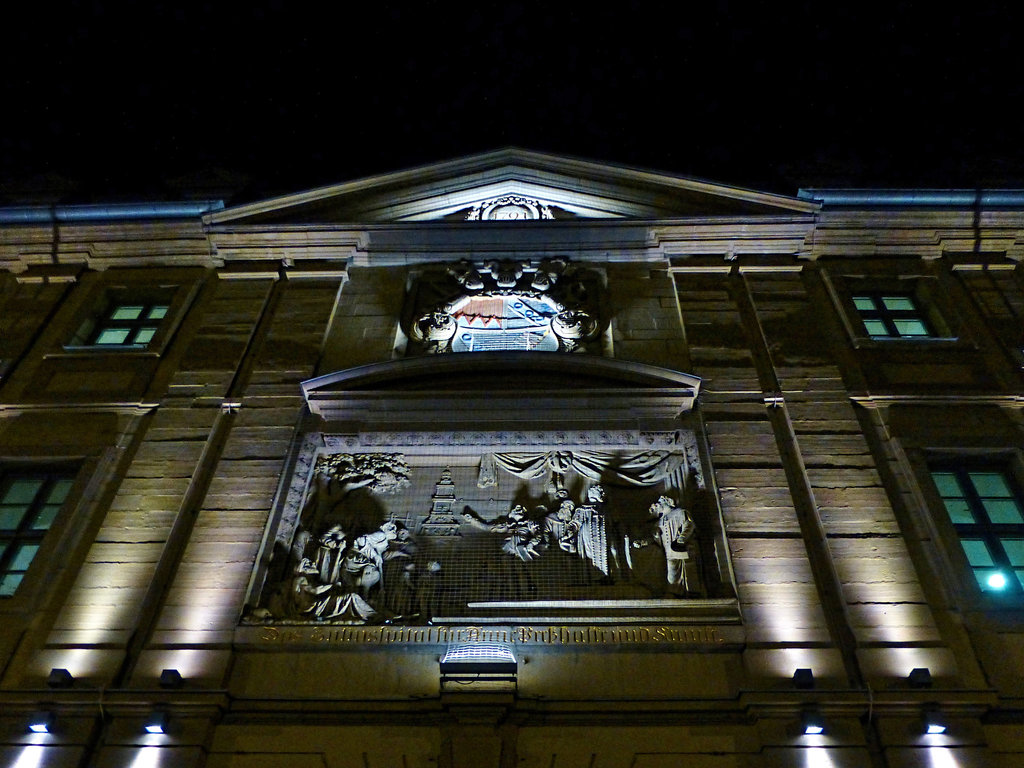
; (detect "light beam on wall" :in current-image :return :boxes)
[12,745,45,768]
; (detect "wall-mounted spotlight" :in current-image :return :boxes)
[801,707,826,736]
[28,711,53,734]
[908,667,932,688]
[439,642,517,692]
[47,668,73,688]
[159,668,184,689]
[923,706,947,735]
[144,710,169,735]
[439,642,517,676]
[792,668,815,689]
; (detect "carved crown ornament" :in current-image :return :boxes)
[403,258,605,354]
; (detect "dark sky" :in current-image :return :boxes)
[3,3,1023,204]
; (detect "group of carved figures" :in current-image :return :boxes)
[462,485,700,592]
[286,519,411,623]
[269,485,700,625]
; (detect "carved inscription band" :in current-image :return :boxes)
[249,624,738,647]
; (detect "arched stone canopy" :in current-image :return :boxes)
[301,353,700,433]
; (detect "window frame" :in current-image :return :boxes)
[0,466,77,598]
[59,271,201,356]
[851,292,937,339]
[925,454,1024,610]
[85,300,171,348]
[927,461,1024,599]
[819,267,962,349]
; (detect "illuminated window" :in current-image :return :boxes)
[930,465,1024,594]
[853,294,935,338]
[88,301,169,346]
[450,294,560,352]
[0,469,74,596]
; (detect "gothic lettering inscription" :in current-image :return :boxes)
[255,624,729,647]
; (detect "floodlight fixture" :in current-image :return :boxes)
[923,706,947,735]
[144,710,168,735]
[159,668,184,689]
[47,668,73,688]
[28,711,53,734]
[908,667,932,688]
[439,643,517,675]
[801,707,826,736]
[792,668,815,689]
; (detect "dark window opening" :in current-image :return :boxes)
[930,464,1024,595]
[87,302,169,347]
[0,469,74,596]
[853,293,935,338]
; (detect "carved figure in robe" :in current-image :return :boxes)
[461,504,545,562]
[382,525,419,616]
[544,495,578,553]
[645,495,699,593]
[344,520,398,599]
[565,484,610,575]
[290,558,332,616]
[312,525,347,585]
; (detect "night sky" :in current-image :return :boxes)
[3,3,1023,205]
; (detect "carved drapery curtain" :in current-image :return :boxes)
[477,450,686,489]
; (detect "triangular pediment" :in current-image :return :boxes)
[206,148,816,226]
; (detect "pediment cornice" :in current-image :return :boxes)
[302,353,701,432]
[206,148,817,226]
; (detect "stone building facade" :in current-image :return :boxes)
[1,149,1023,767]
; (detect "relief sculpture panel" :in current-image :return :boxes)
[249,444,709,626]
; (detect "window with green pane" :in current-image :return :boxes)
[88,302,169,346]
[852,293,935,338]
[0,470,74,596]
[930,465,1024,594]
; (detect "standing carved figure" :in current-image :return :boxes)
[567,484,610,575]
[544,494,578,553]
[648,495,699,593]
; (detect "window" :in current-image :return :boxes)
[930,465,1024,595]
[853,293,935,338]
[88,301,169,347]
[0,469,74,596]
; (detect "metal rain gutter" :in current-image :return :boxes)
[797,189,1024,207]
[0,200,225,223]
